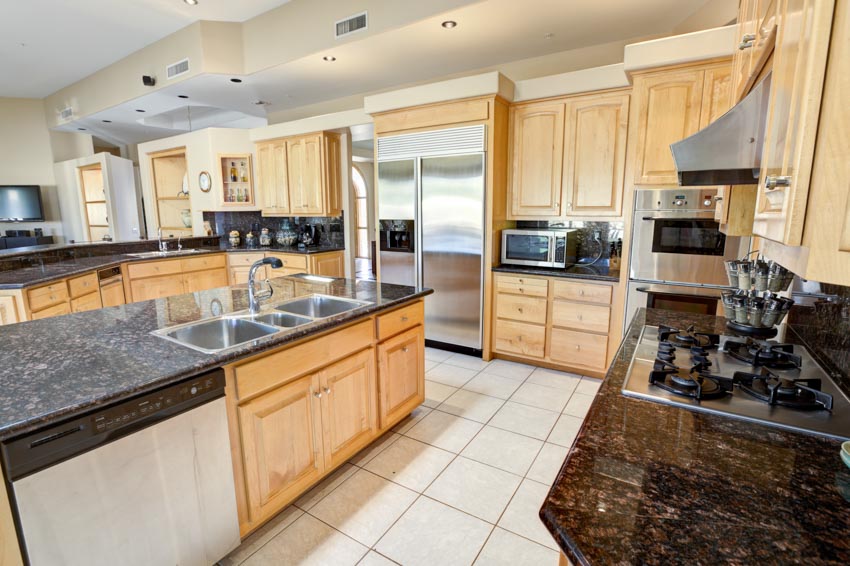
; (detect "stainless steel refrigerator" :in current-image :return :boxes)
[377,125,486,350]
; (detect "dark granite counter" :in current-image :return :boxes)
[220,243,346,255]
[0,277,430,441]
[541,308,850,565]
[493,261,619,282]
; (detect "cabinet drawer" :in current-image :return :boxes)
[27,282,69,312]
[235,320,373,400]
[376,300,424,341]
[266,253,308,271]
[552,280,612,304]
[71,291,103,313]
[129,274,185,302]
[495,275,548,297]
[30,301,71,320]
[496,293,547,324]
[551,301,610,334]
[127,259,182,279]
[494,319,545,358]
[183,269,228,293]
[68,273,98,298]
[181,253,226,273]
[550,328,608,370]
[228,253,266,267]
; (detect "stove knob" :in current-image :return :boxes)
[190,386,198,395]
[703,198,712,206]
[674,199,684,206]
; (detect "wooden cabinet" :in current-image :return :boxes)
[492,274,614,376]
[130,274,185,302]
[308,251,344,278]
[30,302,71,320]
[699,66,733,128]
[752,0,835,245]
[715,185,758,236]
[183,269,228,293]
[100,279,125,307]
[319,349,377,468]
[563,92,630,217]
[732,0,779,102]
[126,253,229,302]
[70,290,102,313]
[0,296,19,326]
[238,373,324,523]
[377,325,425,428]
[508,102,566,218]
[256,132,341,217]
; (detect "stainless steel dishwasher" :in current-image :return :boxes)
[1,369,240,566]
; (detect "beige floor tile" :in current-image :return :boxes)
[404,410,483,453]
[425,347,453,362]
[364,435,454,492]
[294,463,357,511]
[509,382,574,412]
[562,392,596,418]
[426,363,479,388]
[390,405,432,434]
[349,432,400,466]
[309,469,417,547]
[575,376,602,395]
[547,414,584,448]
[444,352,492,371]
[484,359,536,381]
[461,426,542,476]
[375,496,492,566]
[424,380,458,408]
[358,551,399,565]
[526,368,582,392]
[221,506,303,565]
[526,443,569,486]
[463,372,523,399]
[474,527,560,566]
[424,359,439,372]
[488,401,560,440]
[424,456,522,523]
[242,513,367,566]
[497,479,560,551]
[438,389,505,423]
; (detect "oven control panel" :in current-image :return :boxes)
[635,188,718,212]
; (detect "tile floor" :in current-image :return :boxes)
[220,349,600,566]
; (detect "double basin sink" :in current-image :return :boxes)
[154,294,371,354]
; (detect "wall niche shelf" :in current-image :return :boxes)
[219,154,254,207]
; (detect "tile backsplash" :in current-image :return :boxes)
[202,211,345,247]
[515,220,625,263]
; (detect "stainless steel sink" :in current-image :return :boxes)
[275,294,370,318]
[127,249,202,259]
[155,317,280,354]
[243,312,313,328]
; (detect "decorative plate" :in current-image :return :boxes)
[199,171,212,193]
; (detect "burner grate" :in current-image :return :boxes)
[724,338,802,370]
[733,369,833,411]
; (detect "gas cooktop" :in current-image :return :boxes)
[622,325,850,440]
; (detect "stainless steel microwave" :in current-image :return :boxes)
[501,229,577,269]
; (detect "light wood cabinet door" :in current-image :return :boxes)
[288,135,324,215]
[30,302,71,320]
[495,293,547,325]
[258,141,290,215]
[183,268,228,293]
[100,281,125,307]
[633,69,705,185]
[732,0,761,101]
[753,0,835,245]
[0,296,20,325]
[239,373,324,523]
[509,102,566,218]
[319,349,377,468]
[549,328,608,370]
[494,319,546,358]
[71,291,102,313]
[563,92,629,217]
[309,252,344,277]
[130,274,184,302]
[323,133,343,216]
[699,65,733,128]
[377,325,425,428]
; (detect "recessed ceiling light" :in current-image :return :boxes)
[135,109,146,113]
[441,20,457,29]
[102,120,112,123]
[77,128,86,131]
[230,78,242,83]
[183,0,199,5]
[323,55,336,62]
[178,95,189,99]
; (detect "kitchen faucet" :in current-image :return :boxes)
[248,257,283,314]
[157,228,168,252]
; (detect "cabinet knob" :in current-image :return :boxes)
[401,315,408,322]
[518,279,524,283]
[765,175,792,190]
[555,202,560,207]
[579,289,585,296]
[566,202,572,208]
[577,314,583,321]
[313,391,322,399]
[518,287,524,293]
[323,387,331,395]
[575,345,581,351]
[402,346,409,353]
[518,307,524,313]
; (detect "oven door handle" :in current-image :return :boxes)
[641,216,660,221]
[635,286,650,293]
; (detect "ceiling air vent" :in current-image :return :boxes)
[335,11,367,38]
[58,107,74,121]
[166,58,190,80]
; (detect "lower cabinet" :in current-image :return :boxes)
[228,251,344,285]
[130,274,185,302]
[125,253,229,302]
[70,291,102,313]
[377,325,425,428]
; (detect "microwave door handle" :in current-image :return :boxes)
[549,235,556,264]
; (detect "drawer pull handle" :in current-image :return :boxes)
[323,387,331,395]
[518,279,524,283]
[577,314,583,320]
[517,307,523,313]
[579,290,585,296]
[765,175,792,190]
[402,346,409,353]
[313,391,322,399]
[401,316,409,322]
[519,288,524,293]
[576,345,581,351]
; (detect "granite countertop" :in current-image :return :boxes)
[0,277,430,441]
[0,243,346,289]
[493,260,619,282]
[541,308,850,565]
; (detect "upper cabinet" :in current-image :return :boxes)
[752,0,835,246]
[563,92,630,218]
[732,0,778,103]
[508,103,566,218]
[507,90,630,220]
[256,131,342,217]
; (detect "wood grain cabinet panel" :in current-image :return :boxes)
[238,374,324,523]
[29,302,71,320]
[68,273,98,299]
[257,141,290,215]
[100,281,125,307]
[496,293,547,325]
[552,280,612,305]
[27,282,69,312]
[494,319,546,359]
[130,274,185,302]
[308,252,344,278]
[183,269,228,293]
[495,274,548,297]
[551,301,610,334]
[563,92,629,217]
[549,328,608,370]
[71,291,102,313]
[0,296,20,326]
[376,301,424,341]
[126,258,182,279]
[508,102,566,218]
[377,325,425,428]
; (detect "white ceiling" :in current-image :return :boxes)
[0,0,291,98]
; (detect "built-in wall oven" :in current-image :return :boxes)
[625,188,751,326]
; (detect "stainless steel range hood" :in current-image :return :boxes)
[671,72,772,186]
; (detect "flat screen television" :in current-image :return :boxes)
[0,185,45,222]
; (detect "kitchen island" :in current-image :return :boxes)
[541,308,850,565]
